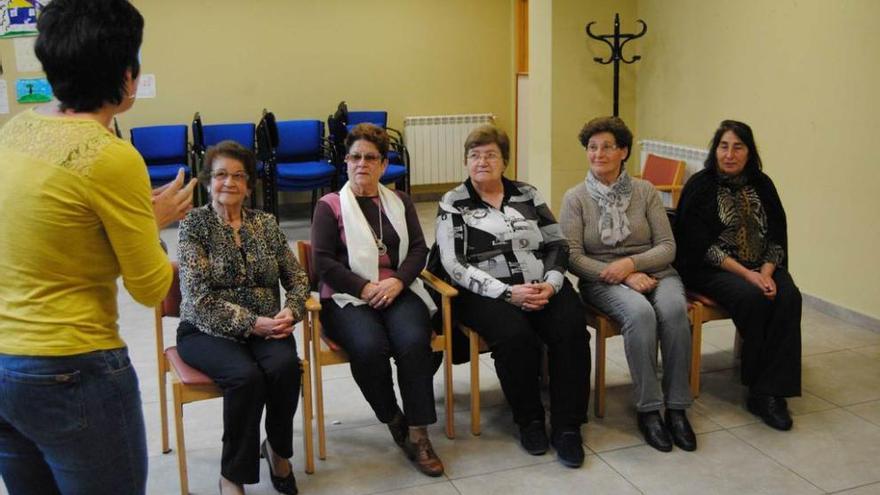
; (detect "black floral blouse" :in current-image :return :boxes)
[178,205,309,341]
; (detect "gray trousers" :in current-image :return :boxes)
[580,275,693,412]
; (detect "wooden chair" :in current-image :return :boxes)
[638,154,686,208]
[155,262,314,495]
[686,291,742,396]
[585,301,701,418]
[296,241,458,463]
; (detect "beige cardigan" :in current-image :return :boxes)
[559,178,677,283]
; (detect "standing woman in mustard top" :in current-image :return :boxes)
[0,1,195,494]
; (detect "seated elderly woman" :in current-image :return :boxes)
[675,120,801,431]
[177,141,309,495]
[436,125,589,468]
[560,116,696,453]
[311,123,444,477]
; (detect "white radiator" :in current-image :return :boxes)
[404,113,496,185]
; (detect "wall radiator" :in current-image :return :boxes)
[639,139,709,207]
[404,113,496,185]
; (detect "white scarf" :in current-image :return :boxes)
[332,182,437,315]
[586,169,633,246]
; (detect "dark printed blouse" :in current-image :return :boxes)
[178,205,309,341]
[706,174,785,269]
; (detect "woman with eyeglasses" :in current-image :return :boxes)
[560,116,696,453]
[176,141,309,495]
[435,125,590,468]
[674,120,801,432]
[311,123,445,477]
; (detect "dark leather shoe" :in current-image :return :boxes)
[519,419,549,455]
[260,439,298,495]
[637,411,672,452]
[387,410,408,448]
[404,437,445,477]
[747,395,793,431]
[665,409,697,451]
[551,428,585,468]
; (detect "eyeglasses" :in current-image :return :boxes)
[466,151,502,162]
[211,170,249,181]
[586,143,620,154]
[346,152,382,164]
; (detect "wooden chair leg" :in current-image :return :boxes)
[469,330,481,436]
[158,360,171,454]
[443,343,455,439]
[172,384,189,495]
[300,359,314,474]
[313,347,327,460]
[594,323,607,418]
[689,304,703,398]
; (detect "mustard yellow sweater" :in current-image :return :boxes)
[0,110,172,356]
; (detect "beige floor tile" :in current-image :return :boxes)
[376,481,463,495]
[846,400,880,427]
[833,482,880,494]
[731,408,880,492]
[803,350,880,405]
[689,369,758,428]
[853,344,880,359]
[599,430,822,495]
[451,454,641,495]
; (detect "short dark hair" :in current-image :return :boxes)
[704,119,763,175]
[35,0,144,113]
[345,123,390,158]
[200,140,257,191]
[464,125,510,164]
[578,116,633,163]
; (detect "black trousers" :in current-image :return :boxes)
[688,267,802,397]
[455,281,590,430]
[176,322,301,485]
[320,290,437,426]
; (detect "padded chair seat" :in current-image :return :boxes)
[686,291,721,308]
[277,161,336,180]
[148,164,190,184]
[165,347,214,386]
[381,164,406,182]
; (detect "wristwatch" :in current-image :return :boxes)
[502,287,513,303]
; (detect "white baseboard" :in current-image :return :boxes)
[803,293,880,333]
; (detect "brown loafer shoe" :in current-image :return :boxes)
[404,437,445,477]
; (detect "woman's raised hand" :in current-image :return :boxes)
[600,257,635,284]
[152,168,198,229]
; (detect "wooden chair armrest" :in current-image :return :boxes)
[653,184,684,192]
[306,296,322,312]
[419,270,458,297]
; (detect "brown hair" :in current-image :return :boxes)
[199,140,257,191]
[345,123,390,158]
[464,124,510,164]
[577,116,633,163]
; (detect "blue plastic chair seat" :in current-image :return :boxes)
[148,164,190,184]
[277,161,336,181]
[381,164,406,183]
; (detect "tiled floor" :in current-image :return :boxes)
[8,202,879,495]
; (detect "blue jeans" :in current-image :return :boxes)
[0,348,147,495]
[580,275,693,412]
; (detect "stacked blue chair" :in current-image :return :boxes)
[337,106,411,193]
[256,110,338,221]
[130,124,190,187]
[192,113,257,206]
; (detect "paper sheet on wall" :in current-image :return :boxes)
[0,80,10,114]
[14,37,41,72]
[136,73,156,98]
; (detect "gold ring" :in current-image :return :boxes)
[383,295,388,300]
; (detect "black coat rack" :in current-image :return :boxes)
[585,13,647,116]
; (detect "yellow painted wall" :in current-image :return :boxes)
[1,0,515,144]
[526,0,638,213]
[636,0,880,318]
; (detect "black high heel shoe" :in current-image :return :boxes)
[260,439,298,495]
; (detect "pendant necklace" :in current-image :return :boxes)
[367,199,388,256]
